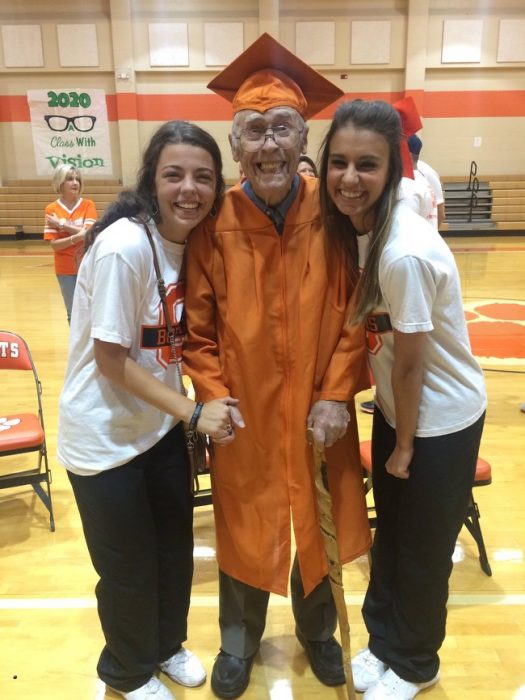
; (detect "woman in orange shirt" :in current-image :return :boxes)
[44,165,97,323]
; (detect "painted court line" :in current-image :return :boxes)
[0,252,52,258]
[1,244,525,259]
[450,246,525,253]
[1,594,525,610]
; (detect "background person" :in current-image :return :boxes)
[407,134,446,229]
[319,99,486,699]
[398,161,434,223]
[57,121,237,700]
[297,154,318,177]
[184,34,371,699]
[44,164,97,323]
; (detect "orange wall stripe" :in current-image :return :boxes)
[106,94,118,121]
[134,94,235,121]
[317,91,405,119]
[423,90,525,118]
[2,90,525,122]
[113,93,138,120]
[0,95,30,121]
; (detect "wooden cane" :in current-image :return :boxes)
[307,429,356,700]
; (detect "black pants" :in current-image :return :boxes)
[364,408,485,683]
[219,555,337,658]
[68,423,194,692]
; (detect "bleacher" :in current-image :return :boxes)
[441,174,525,235]
[489,176,525,231]
[1,176,524,240]
[0,179,123,239]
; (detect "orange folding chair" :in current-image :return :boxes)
[0,330,55,531]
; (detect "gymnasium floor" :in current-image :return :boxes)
[0,236,524,699]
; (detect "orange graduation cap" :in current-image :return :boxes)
[207,33,344,119]
[393,96,423,179]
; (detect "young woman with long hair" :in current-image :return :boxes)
[58,121,238,700]
[318,100,486,700]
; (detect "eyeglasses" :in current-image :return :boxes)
[44,115,97,132]
[234,125,304,152]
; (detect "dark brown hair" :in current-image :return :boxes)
[86,120,224,249]
[318,99,403,321]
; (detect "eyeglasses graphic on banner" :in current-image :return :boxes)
[44,115,97,132]
[28,88,113,175]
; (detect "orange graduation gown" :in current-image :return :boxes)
[184,177,372,597]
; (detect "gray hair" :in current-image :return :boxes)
[231,108,306,137]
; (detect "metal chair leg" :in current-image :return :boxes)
[463,492,492,576]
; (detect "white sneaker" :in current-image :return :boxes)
[363,668,440,699]
[352,648,388,692]
[159,647,206,687]
[110,676,175,700]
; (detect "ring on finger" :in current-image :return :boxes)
[225,424,233,436]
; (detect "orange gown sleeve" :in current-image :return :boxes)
[318,307,369,401]
[184,226,230,400]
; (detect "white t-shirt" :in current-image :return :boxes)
[364,203,486,437]
[57,218,186,475]
[398,172,435,226]
[417,160,444,205]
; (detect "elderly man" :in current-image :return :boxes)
[184,33,371,698]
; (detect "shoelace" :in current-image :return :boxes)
[142,677,161,696]
[161,648,188,666]
[364,653,384,670]
[380,672,413,697]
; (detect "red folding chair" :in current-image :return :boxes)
[360,440,491,576]
[0,331,55,531]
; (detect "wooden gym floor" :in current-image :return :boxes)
[0,237,524,700]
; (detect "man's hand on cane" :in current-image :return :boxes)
[306,407,356,700]
[307,400,351,448]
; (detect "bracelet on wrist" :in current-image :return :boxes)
[186,402,204,451]
[188,401,204,433]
